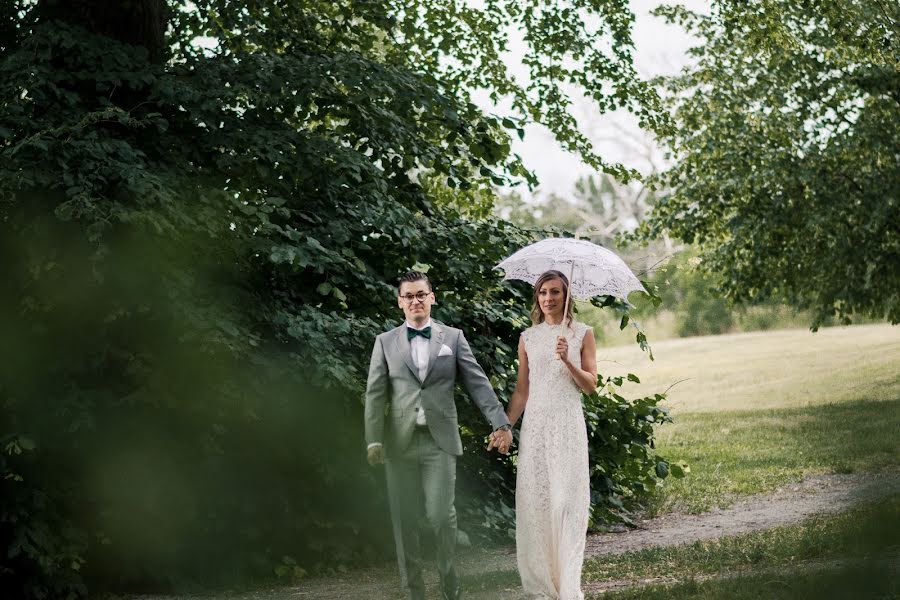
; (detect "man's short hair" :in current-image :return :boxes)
[398,271,432,293]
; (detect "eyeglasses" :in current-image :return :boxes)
[399,291,431,303]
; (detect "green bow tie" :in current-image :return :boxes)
[407,326,432,341]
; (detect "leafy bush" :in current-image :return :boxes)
[0,12,530,598]
[584,373,684,526]
[650,254,734,337]
[0,3,673,599]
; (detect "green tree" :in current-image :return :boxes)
[653,254,735,337]
[0,1,669,597]
[641,0,900,327]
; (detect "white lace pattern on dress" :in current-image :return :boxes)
[516,320,592,600]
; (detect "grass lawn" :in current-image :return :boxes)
[596,323,900,513]
[647,398,900,514]
[591,562,898,600]
[582,495,900,584]
[598,323,900,413]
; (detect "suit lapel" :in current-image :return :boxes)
[423,322,444,384]
[394,325,422,383]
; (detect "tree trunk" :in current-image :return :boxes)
[37,0,168,63]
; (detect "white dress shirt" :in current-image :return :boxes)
[407,319,432,424]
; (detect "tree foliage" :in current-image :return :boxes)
[1,1,670,597]
[641,0,900,327]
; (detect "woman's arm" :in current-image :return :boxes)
[506,336,530,426]
[560,328,598,394]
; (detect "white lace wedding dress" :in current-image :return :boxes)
[516,320,592,600]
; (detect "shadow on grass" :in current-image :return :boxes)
[653,398,900,513]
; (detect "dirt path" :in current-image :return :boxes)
[135,471,900,600]
[583,471,900,558]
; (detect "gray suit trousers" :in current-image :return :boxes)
[385,427,457,600]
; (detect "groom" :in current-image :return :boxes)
[365,271,513,600]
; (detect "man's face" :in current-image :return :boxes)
[398,280,435,325]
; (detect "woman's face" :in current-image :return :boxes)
[537,278,566,318]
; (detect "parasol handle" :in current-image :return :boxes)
[556,260,576,360]
[563,260,575,329]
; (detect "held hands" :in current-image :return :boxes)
[367,445,385,466]
[486,428,513,454]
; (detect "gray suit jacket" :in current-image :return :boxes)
[364,321,509,456]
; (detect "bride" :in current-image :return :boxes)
[489,269,597,599]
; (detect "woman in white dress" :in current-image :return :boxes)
[489,269,598,599]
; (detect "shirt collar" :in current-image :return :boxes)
[405,319,433,331]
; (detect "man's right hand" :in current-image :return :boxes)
[367,445,385,466]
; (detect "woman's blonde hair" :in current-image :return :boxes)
[530,270,574,325]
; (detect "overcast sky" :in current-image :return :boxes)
[494,0,707,201]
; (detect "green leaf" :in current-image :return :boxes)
[655,461,669,478]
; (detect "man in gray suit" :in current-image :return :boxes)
[365,271,513,600]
